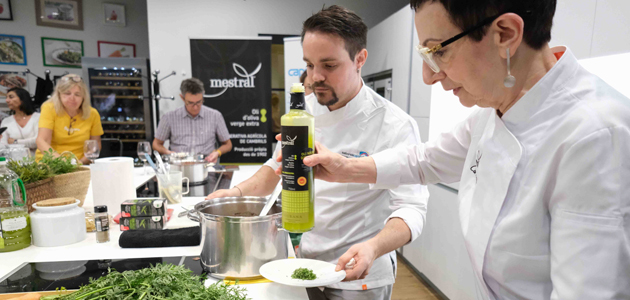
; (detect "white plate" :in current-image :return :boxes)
[259,258,346,288]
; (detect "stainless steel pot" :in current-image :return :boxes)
[188,196,287,279]
[170,160,211,183]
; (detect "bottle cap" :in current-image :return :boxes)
[94,205,108,213]
[290,83,305,94]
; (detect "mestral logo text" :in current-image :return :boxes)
[205,63,261,98]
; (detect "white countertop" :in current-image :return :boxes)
[0,164,308,300]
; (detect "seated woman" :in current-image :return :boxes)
[0,88,40,156]
[36,74,103,164]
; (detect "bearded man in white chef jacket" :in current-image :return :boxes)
[206,5,429,300]
[294,0,630,299]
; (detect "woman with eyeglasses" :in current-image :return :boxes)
[287,0,630,298]
[0,88,40,156]
[36,74,104,164]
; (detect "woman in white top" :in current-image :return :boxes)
[0,88,40,155]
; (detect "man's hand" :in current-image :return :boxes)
[7,137,15,144]
[205,187,240,200]
[335,241,378,281]
[205,151,220,163]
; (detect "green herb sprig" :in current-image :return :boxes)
[39,263,248,300]
[40,149,80,175]
[291,268,317,280]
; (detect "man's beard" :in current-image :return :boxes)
[312,82,339,108]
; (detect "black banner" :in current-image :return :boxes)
[190,38,272,163]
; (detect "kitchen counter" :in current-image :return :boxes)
[0,165,308,300]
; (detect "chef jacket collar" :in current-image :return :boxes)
[502,46,579,130]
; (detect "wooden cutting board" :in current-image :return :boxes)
[0,290,75,300]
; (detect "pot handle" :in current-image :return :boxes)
[187,210,200,222]
[182,177,190,195]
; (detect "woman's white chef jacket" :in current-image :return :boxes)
[265,84,429,290]
[371,47,630,299]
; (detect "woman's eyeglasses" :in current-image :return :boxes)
[62,75,83,83]
[415,13,502,73]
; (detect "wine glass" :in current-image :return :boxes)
[83,140,100,164]
[137,141,152,175]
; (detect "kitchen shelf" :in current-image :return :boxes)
[102,121,145,125]
[90,76,142,81]
[92,95,144,100]
[104,130,146,134]
[92,86,143,90]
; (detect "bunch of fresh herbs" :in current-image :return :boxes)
[39,263,248,300]
[7,157,52,184]
[40,149,80,175]
[5,150,81,184]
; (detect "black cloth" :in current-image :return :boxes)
[34,75,53,109]
[118,226,201,248]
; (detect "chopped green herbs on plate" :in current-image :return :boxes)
[291,268,317,280]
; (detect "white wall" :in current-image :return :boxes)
[0,0,150,95]
[362,6,414,123]
[552,0,630,59]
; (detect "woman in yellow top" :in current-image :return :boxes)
[36,74,104,164]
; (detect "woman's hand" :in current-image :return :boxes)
[273,134,355,183]
[79,156,91,165]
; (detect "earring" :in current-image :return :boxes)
[504,48,516,88]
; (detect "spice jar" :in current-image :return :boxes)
[94,205,110,243]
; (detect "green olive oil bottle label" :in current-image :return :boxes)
[281,83,315,233]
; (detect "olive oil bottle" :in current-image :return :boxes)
[0,157,30,253]
[281,83,314,233]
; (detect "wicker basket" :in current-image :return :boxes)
[25,177,56,213]
[52,166,91,207]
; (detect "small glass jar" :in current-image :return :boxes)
[94,205,110,243]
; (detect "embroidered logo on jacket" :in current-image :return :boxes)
[470,150,482,182]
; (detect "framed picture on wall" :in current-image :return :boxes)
[41,37,83,68]
[98,41,135,58]
[0,71,28,100]
[0,34,27,65]
[103,3,125,27]
[35,0,83,30]
[0,0,13,21]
